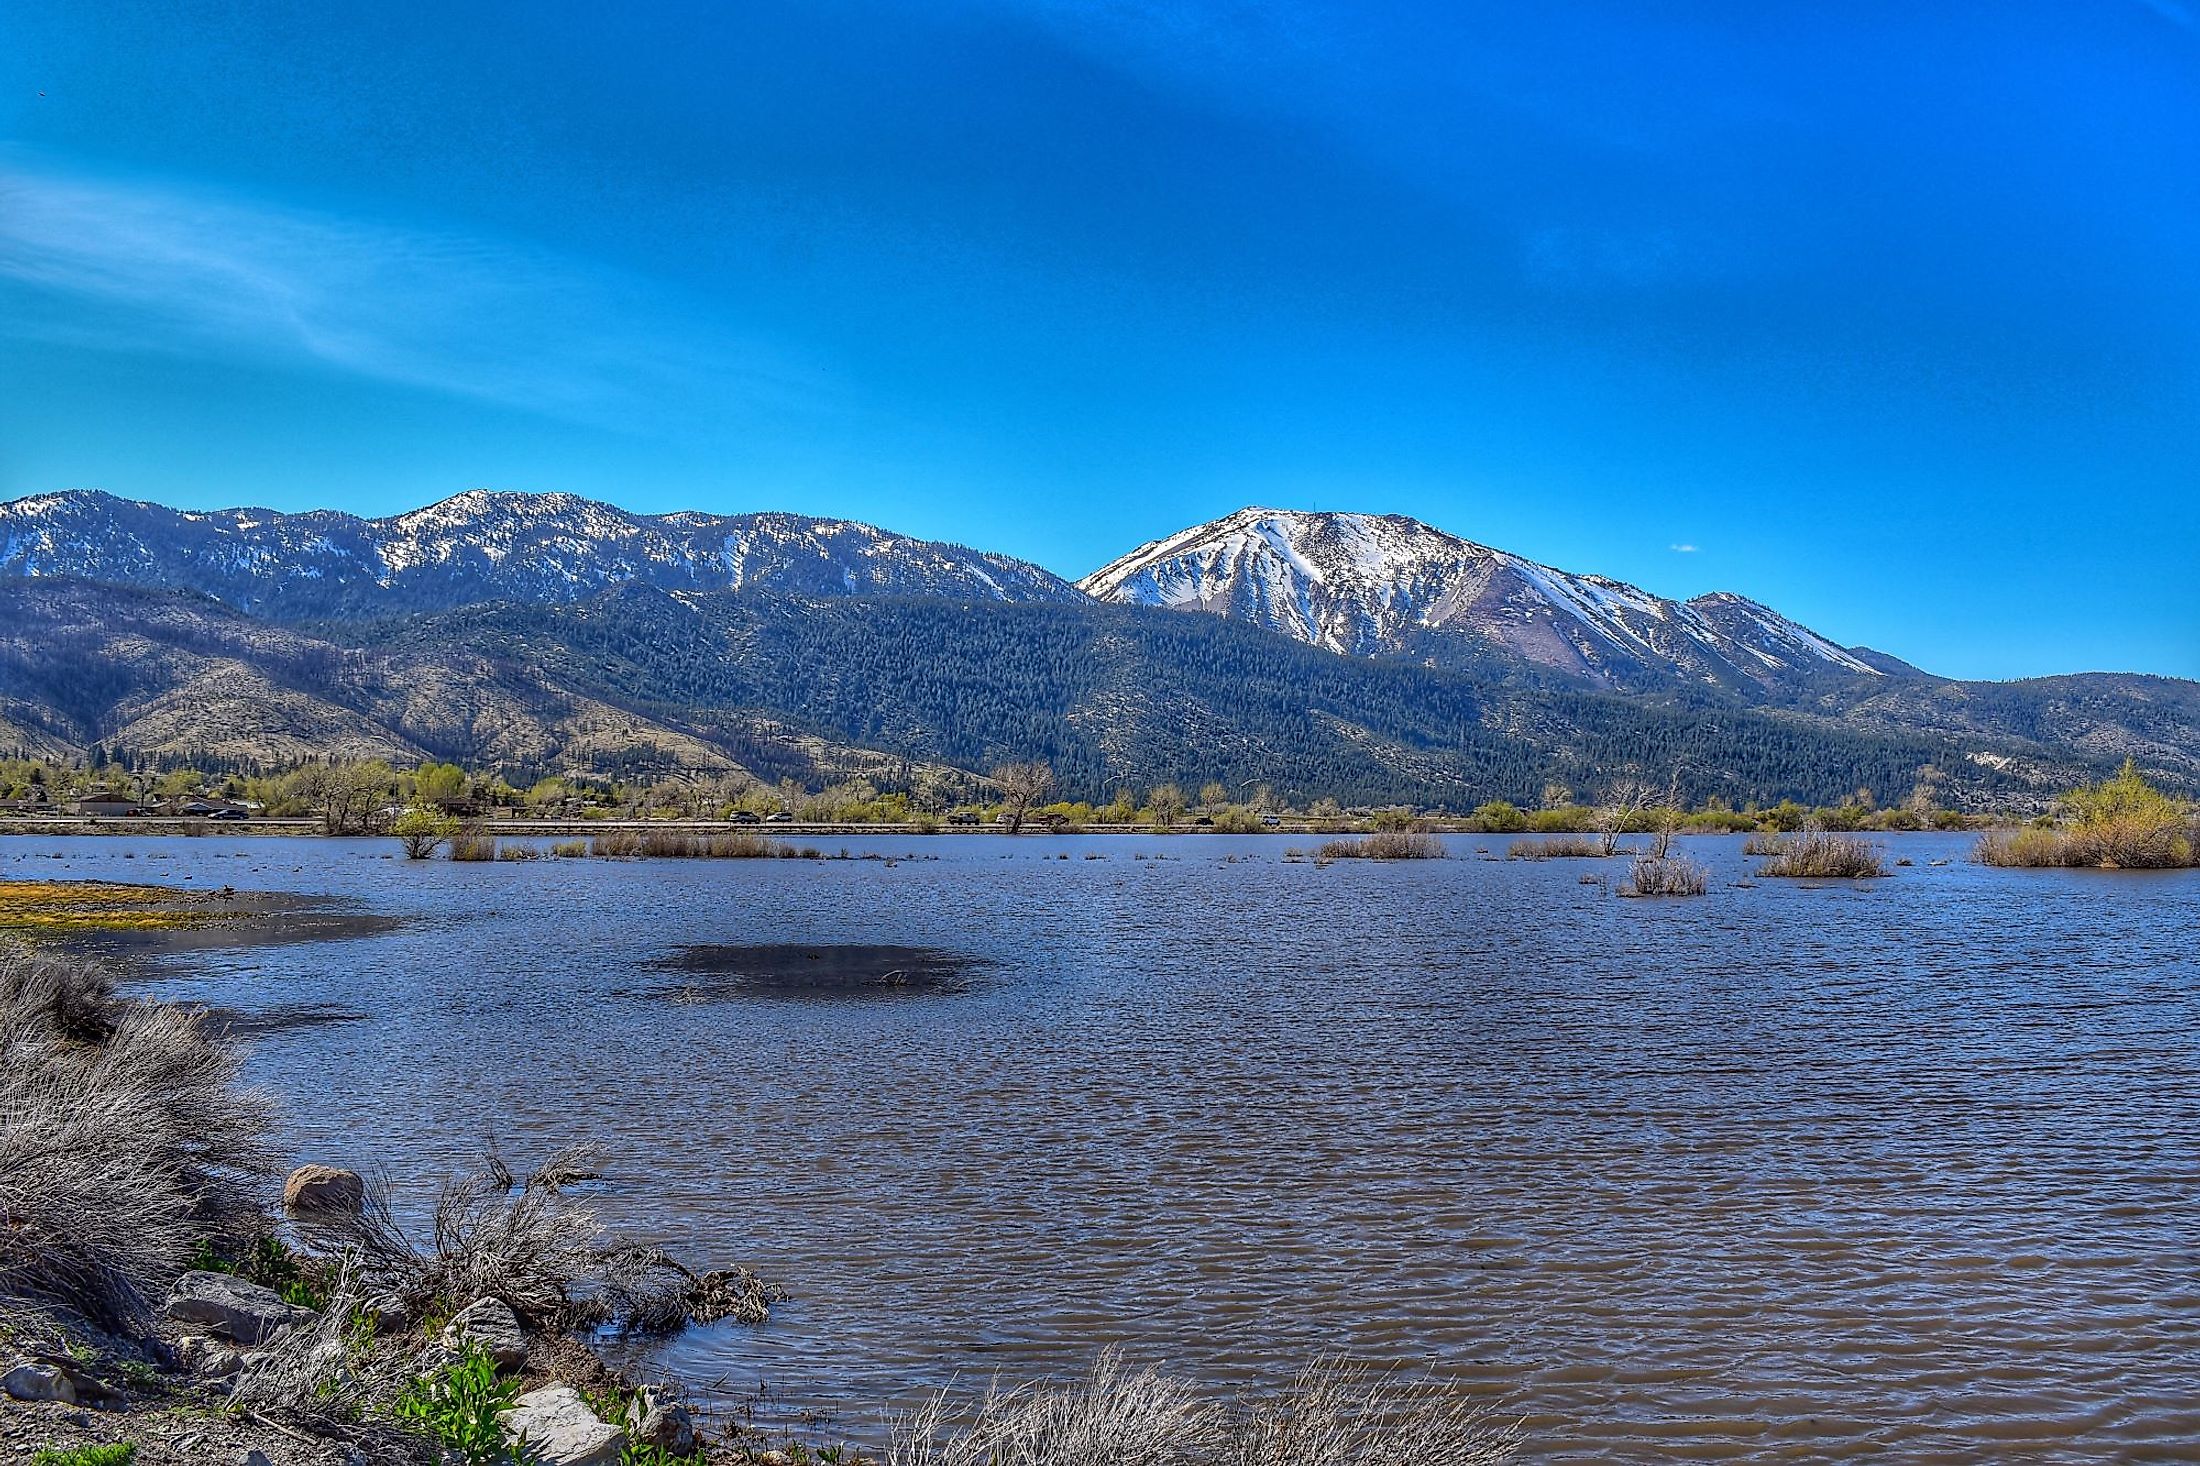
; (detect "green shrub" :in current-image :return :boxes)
[1976,762,2196,869]
[394,1345,519,1464]
[33,1447,137,1466]
[1468,801,1527,833]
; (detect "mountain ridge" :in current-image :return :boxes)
[0,488,1082,618]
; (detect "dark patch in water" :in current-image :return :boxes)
[640,944,986,1001]
[199,1002,370,1039]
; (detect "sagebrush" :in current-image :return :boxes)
[0,943,272,1329]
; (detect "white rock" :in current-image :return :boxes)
[501,1384,625,1466]
[1,1360,73,1404]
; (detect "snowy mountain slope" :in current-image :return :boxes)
[0,489,1081,618]
[1081,508,1892,689]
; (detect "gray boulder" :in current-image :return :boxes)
[0,1356,121,1408]
[501,1384,625,1466]
[443,1296,528,1369]
[625,1384,698,1454]
[164,1270,314,1344]
[2,1360,73,1404]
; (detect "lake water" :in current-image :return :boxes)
[12,833,2200,1462]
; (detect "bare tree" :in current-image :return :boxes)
[1594,778,1659,857]
[992,761,1055,834]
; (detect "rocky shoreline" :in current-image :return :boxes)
[0,935,811,1466]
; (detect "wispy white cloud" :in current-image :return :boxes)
[1669,542,1698,553]
[0,155,819,429]
[2133,0,2198,33]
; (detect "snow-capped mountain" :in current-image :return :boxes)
[1081,508,1890,689]
[0,489,1081,617]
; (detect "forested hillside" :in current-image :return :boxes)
[5,575,2185,809]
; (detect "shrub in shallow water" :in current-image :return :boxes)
[1318,832,1445,860]
[1621,855,1709,897]
[550,840,589,858]
[1975,762,2196,869]
[1755,832,1885,879]
[447,832,497,861]
[1507,836,1604,860]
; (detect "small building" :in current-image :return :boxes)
[171,798,253,818]
[76,796,154,818]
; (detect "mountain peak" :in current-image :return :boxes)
[1083,507,1885,688]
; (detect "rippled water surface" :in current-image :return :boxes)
[15,833,2200,1462]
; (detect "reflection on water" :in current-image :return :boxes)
[12,833,2200,1463]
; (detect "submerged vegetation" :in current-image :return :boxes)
[0,880,242,934]
[1753,832,1887,879]
[1974,761,2198,869]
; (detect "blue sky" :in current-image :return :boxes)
[3,0,2196,679]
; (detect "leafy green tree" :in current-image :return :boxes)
[392,805,462,860]
[1471,800,1526,833]
[414,761,469,809]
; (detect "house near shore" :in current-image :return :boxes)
[76,794,156,817]
[168,797,256,818]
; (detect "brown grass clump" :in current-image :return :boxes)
[1973,828,2067,868]
[447,832,497,861]
[0,943,273,1329]
[1741,831,1783,856]
[1507,837,1605,860]
[590,828,791,859]
[1755,832,1886,879]
[887,1350,1517,1466]
[1318,832,1445,861]
[1620,856,1709,897]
